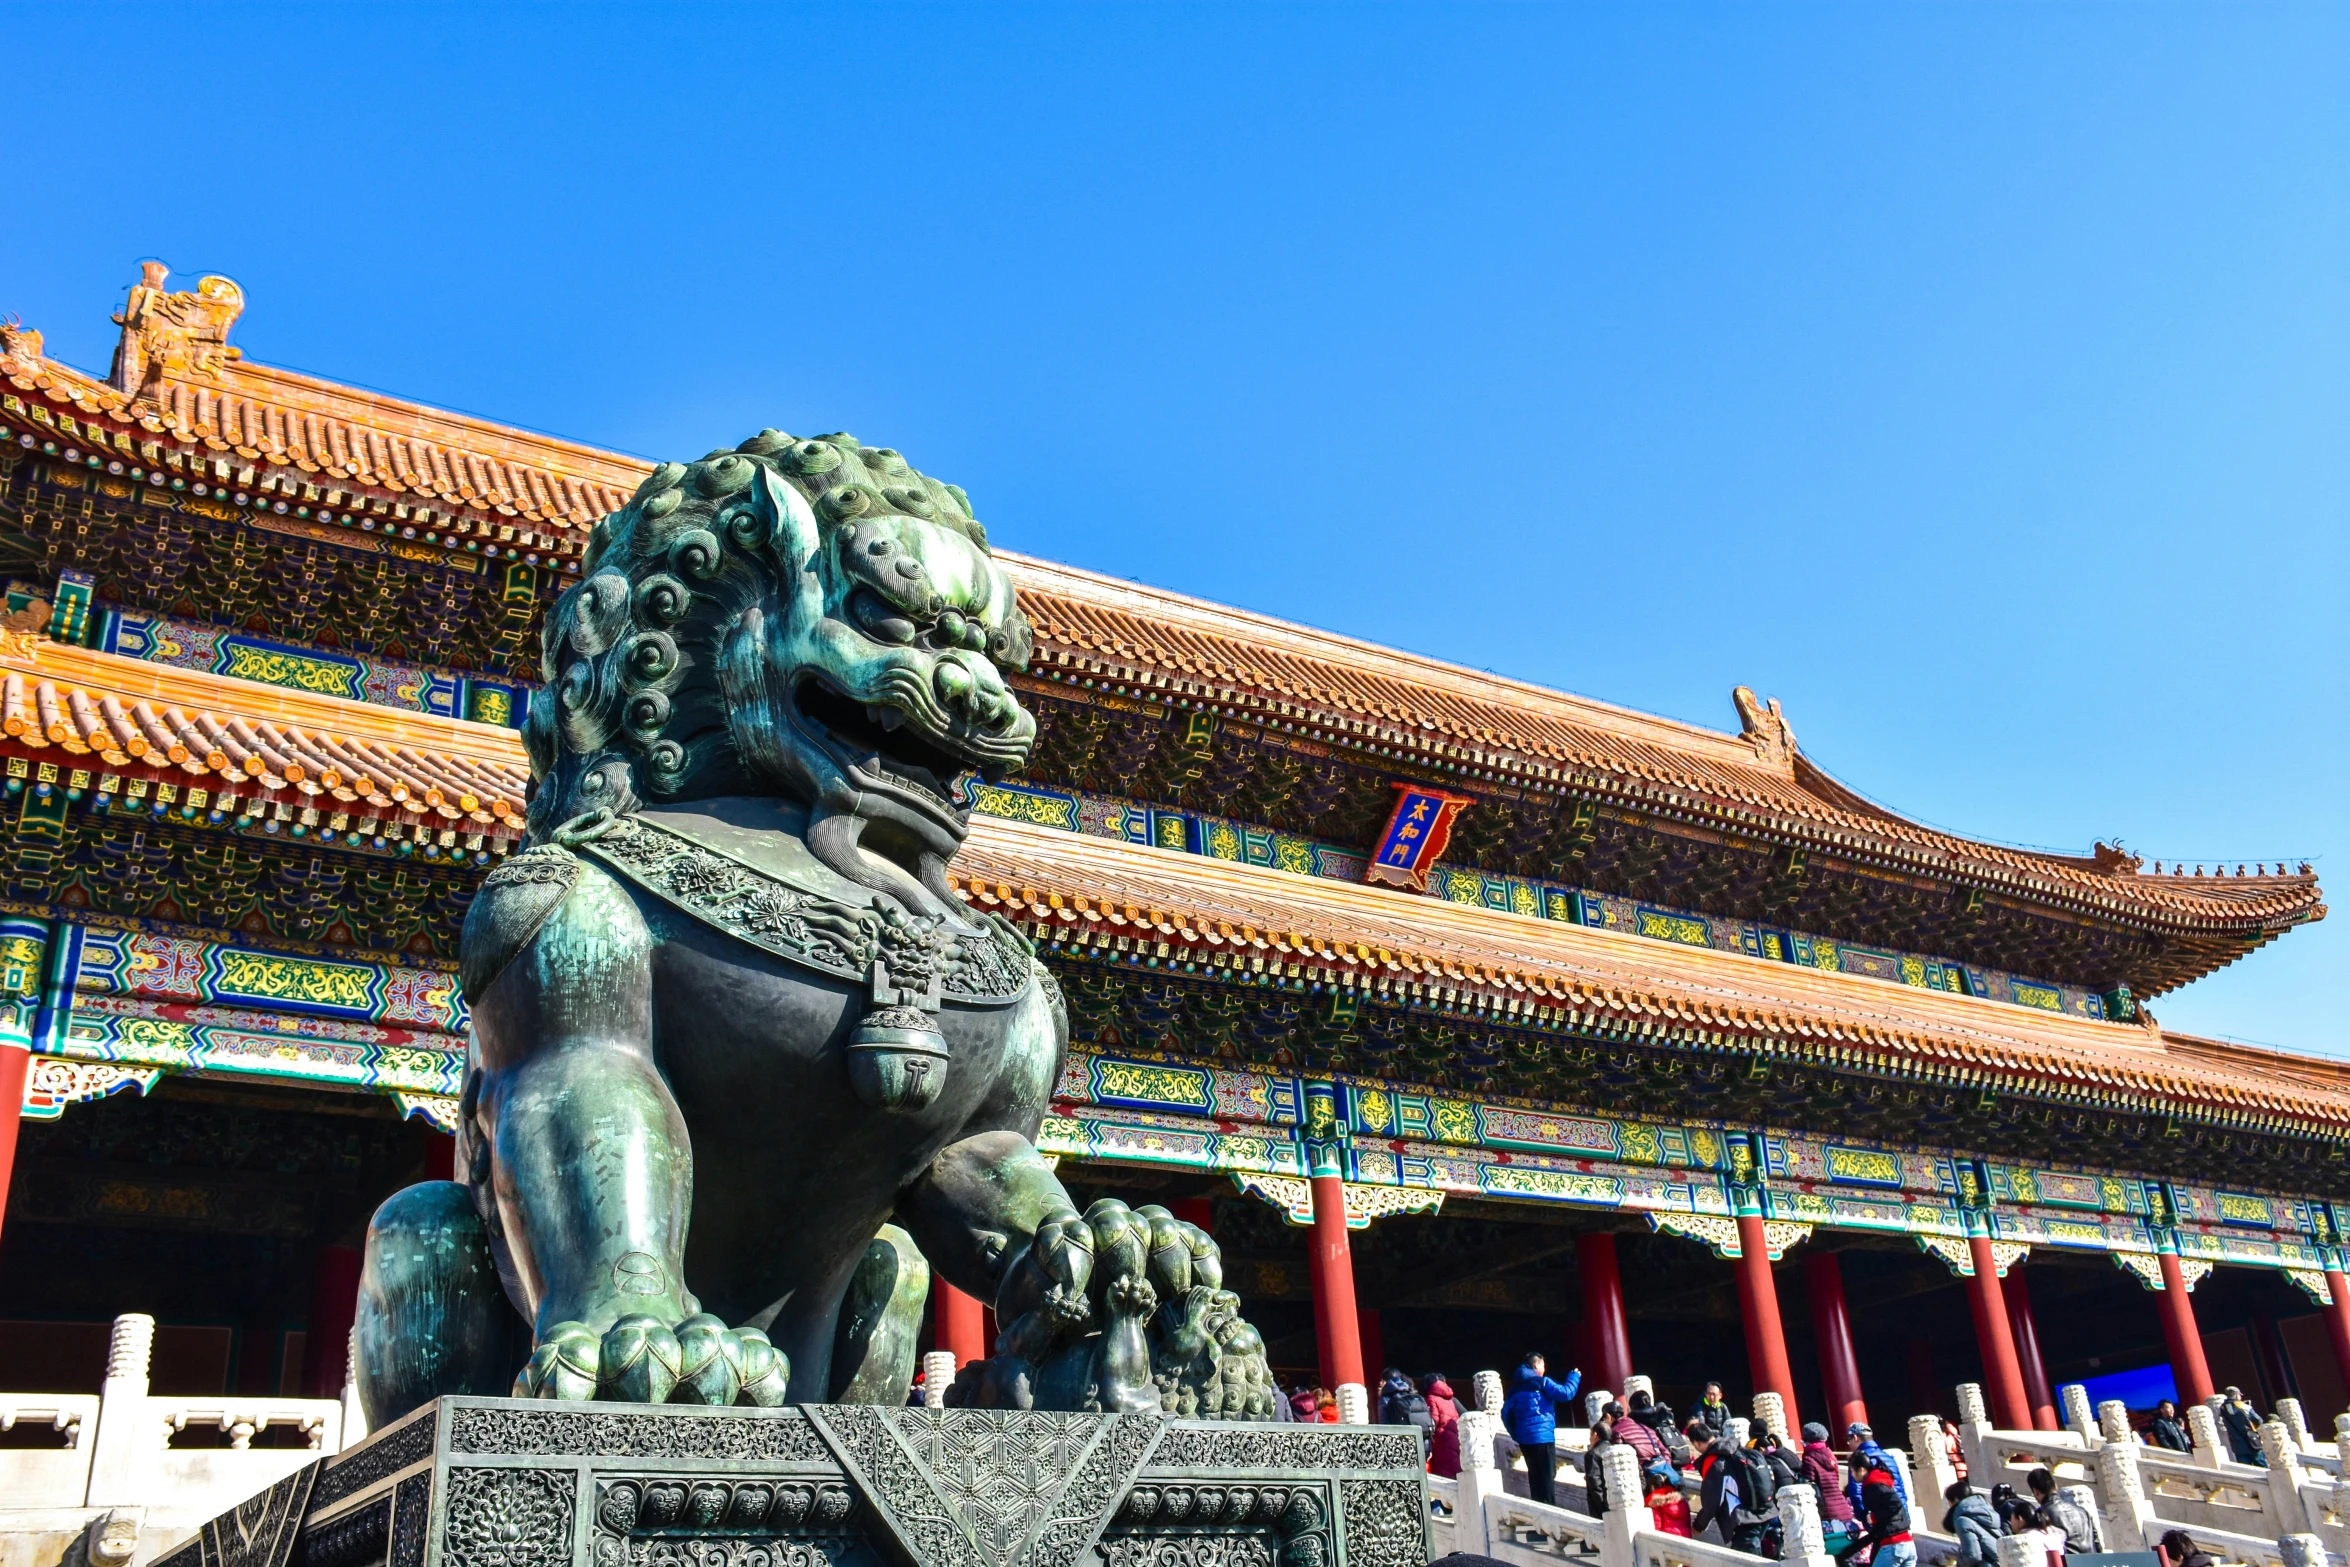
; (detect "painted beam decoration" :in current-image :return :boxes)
[960,774,2112,1022]
[1364,783,1474,893]
[1032,1043,2349,1296]
[16,917,465,1124]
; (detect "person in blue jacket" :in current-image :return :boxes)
[1501,1352,1583,1507]
[1844,1423,1908,1518]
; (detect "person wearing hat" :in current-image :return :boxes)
[1799,1421,1856,1545]
[1843,1422,1906,1519]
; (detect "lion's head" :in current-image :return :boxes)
[525,430,1036,899]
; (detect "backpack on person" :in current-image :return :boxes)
[1725,1446,1777,1514]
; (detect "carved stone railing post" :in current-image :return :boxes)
[1911,1413,1961,1502]
[2278,1397,2312,1451]
[1995,1534,2042,1567]
[2334,1412,2350,1478]
[84,1314,155,1508]
[1584,1389,1614,1427]
[1475,1369,1504,1417]
[1597,1443,1652,1567]
[1336,1382,1370,1426]
[1725,1415,1751,1450]
[2261,1419,2314,1536]
[1956,1382,1994,1483]
[2095,1435,2157,1551]
[1754,1390,1789,1443]
[1622,1374,1654,1404]
[1457,1410,1504,1555]
[1777,1475,1834,1567]
[920,1350,956,1410]
[2186,1401,2226,1470]
[2279,1534,2329,1567]
[2062,1383,2098,1445]
[2099,1400,2135,1446]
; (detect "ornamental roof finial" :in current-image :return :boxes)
[1732,686,1797,770]
[108,260,244,402]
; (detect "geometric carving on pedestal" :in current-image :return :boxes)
[172,1398,1430,1567]
[805,1406,1157,1567]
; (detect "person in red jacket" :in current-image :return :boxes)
[1644,1461,1693,1537]
[1424,1374,1464,1479]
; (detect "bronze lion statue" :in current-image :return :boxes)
[354,431,1274,1420]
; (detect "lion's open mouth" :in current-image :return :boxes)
[790,676,967,810]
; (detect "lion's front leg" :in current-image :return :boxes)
[471,858,783,1406]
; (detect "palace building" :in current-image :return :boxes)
[0,266,2342,1449]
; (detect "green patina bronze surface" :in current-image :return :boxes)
[357,432,1275,1421]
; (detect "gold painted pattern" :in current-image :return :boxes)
[215,951,377,1011]
[220,643,359,698]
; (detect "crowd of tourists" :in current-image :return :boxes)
[1398,1349,2270,1566]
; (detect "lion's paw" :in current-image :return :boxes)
[516,1315,788,1406]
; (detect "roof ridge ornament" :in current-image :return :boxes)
[2093,841,2144,875]
[1732,685,1796,771]
[109,261,244,403]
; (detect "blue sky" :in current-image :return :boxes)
[6,5,2343,1050]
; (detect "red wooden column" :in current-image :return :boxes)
[2155,1254,2216,1406]
[304,1243,364,1398]
[935,1283,986,1367]
[1805,1249,1868,1435]
[0,1040,26,1257]
[1309,1169,1365,1391]
[1963,1238,2033,1430]
[1732,1215,1799,1431]
[1579,1232,1634,1395]
[2322,1269,2350,1397]
[1169,1198,1215,1233]
[2003,1265,2061,1431]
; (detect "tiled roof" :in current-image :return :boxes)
[950,817,2350,1139]
[0,628,2330,1133]
[1000,553,2326,942]
[1,319,632,556]
[0,632,527,833]
[0,274,2321,945]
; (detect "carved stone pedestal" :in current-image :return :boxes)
[158,1399,1430,1567]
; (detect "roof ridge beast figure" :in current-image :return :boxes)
[354,430,1274,1420]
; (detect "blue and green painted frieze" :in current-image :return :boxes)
[1037,1042,2350,1286]
[966,775,2113,1022]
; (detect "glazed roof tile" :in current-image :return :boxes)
[949,816,2350,1138]
[998,553,2325,940]
[2,323,639,540]
[0,281,2320,943]
[0,630,2332,1134]
[0,632,527,830]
